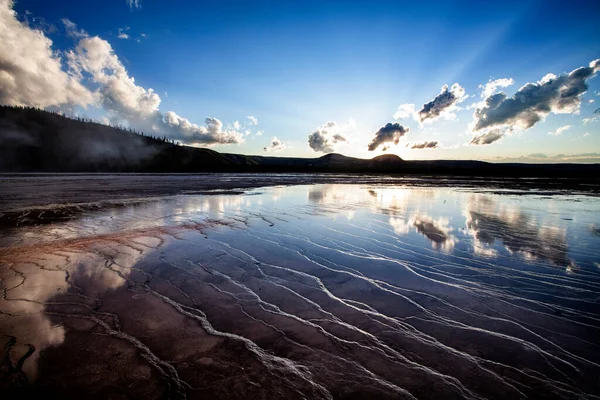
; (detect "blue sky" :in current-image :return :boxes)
[3,0,600,161]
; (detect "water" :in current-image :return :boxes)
[1,180,599,399]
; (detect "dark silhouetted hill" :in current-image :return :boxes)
[1,105,599,179]
[0,105,234,172]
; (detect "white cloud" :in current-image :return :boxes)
[410,140,439,149]
[393,103,417,120]
[308,121,352,153]
[127,0,142,9]
[117,27,130,40]
[418,83,467,123]
[264,136,286,152]
[470,129,505,145]
[0,0,245,147]
[161,112,243,145]
[368,123,409,151]
[0,2,95,109]
[547,125,571,136]
[480,77,514,98]
[67,36,161,121]
[64,34,244,145]
[247,116,258,126]
[393,84,467,124]
[61,18,87,38]
[472,59,600,132]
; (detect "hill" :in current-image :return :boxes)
[1,105,599,179]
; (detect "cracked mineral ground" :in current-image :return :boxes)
[1,175,599,399]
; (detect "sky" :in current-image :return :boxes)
[1,0,600,162]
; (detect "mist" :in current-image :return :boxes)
[0,105,162,171]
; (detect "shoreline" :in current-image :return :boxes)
[1,173,599,212]
[1,173,598,231]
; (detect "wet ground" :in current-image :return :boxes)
[1,176,599,399]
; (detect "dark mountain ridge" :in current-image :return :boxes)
[1,105,599,179]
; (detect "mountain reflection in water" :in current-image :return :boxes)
[1,183,599,399]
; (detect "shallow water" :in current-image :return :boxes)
[1,182,599,399]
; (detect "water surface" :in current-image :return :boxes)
[1,182,599,399]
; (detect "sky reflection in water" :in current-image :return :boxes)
[1,184,599,399]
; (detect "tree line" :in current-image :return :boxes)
[0,104,182,146]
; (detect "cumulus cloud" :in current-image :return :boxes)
[0,1,95,109]
[67,36,161,121]
[308,121,349,153]
[368,123,409,151]
[418,83,466,123]
[410,141,438,149]
[480,78,514,98]
[472,59,600,132]
[470,129,505,145]
[161,112,243,144]
[0,1,244,147]
[247,116,258,126]
[65,35,242,145]
[263,137,286,152]
[548,125,571,136]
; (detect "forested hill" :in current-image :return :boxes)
[1,105,599,178]
[0,105,233,172]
